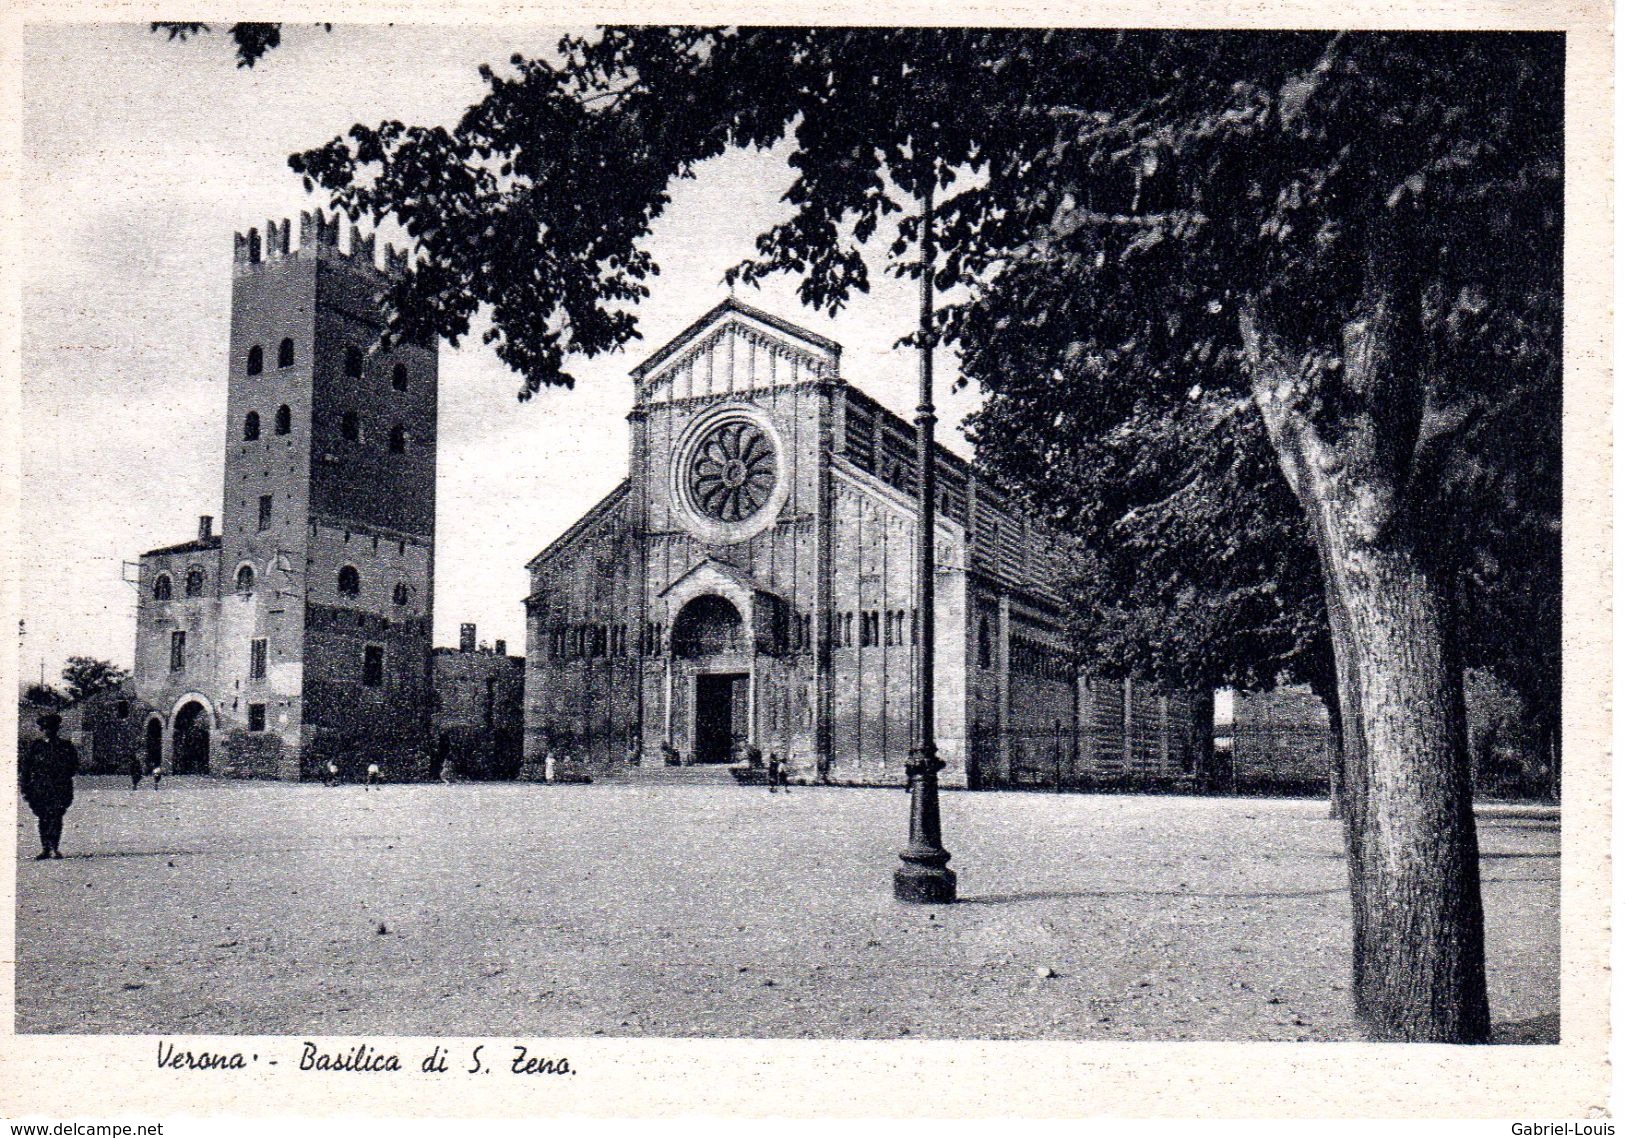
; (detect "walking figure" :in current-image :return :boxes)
[22,713,78,860]
[544,750,556,784]
[365,762,382,788]
[150,764,163,788]
[128,750,144,791]
[767,752,790,794]
[324,760,340,787]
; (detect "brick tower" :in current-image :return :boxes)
[135,212,438,779]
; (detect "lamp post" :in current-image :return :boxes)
[894,168,956,905]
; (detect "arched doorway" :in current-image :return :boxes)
[672,594,745,658]
[145,716,163,772]
[172,700,211,774]
[672,595,750,764]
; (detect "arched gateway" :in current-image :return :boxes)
[145,716,163,772]
[171,699,211,775]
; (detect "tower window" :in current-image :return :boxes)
[392,582,410,606]
[152,573,172,601]
[341,411,361,442]
[392,363,408,392]
[277,338,295,368]
[275,405,291,435]
[246,345,263,376]
[362,644,385,688]
[337,565,361,597]
[169,630,187,672]
[247,703,266,731]
[235,564,255,593]
[243,411,260,441]
[249,637,267,679]
[344,345,364,378]
[258,495,273,531]
[389,424,406,454]
[185,569,205,598]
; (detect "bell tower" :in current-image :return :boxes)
[217,212,438,779]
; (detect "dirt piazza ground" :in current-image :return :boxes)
[15,777,1558,1041]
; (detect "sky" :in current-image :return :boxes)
[17,22,986,684]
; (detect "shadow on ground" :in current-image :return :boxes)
[1494,1012,1560,1044]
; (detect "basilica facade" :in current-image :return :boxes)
[523,299,1209,787]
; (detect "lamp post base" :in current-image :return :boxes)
[894,858,957,904]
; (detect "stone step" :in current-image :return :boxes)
[607,763,746,786]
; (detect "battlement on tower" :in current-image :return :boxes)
[233,210,411,279]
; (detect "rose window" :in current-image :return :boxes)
[687,420,778,523]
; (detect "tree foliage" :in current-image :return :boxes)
[24,683,65,709]
[61,657,130,705]
[151,22,327,68]
[286,28,1550,712]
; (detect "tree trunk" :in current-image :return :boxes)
[1313,508,1489,1042]
[1326,731,1344,819]
[1240,237,1491,1041]
[1532,712,1561,804]
[1315,679,1347,820]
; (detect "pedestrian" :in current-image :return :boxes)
[21,713,78,860]
[767,752,790,794]
[324,760,340,787]
[365,762,382,788]
[544,750,556,784]
[150,764,163,788]
[128,750,144,791]
[660,740,680,767]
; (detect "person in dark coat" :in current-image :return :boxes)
[22,713,78,860]
[128,750,144,791]
[766,752,791,794]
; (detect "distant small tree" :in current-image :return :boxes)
[60,657,130,705]
[24,683,65,708]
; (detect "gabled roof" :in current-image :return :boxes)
[630,296,841,381]
[524,480,630,571]
[657,556,779,600]
[142,535,222,558]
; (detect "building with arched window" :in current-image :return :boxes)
[523,299,1210,788]
[131,212,440,780]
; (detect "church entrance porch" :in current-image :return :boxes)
[693,673,749,763]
